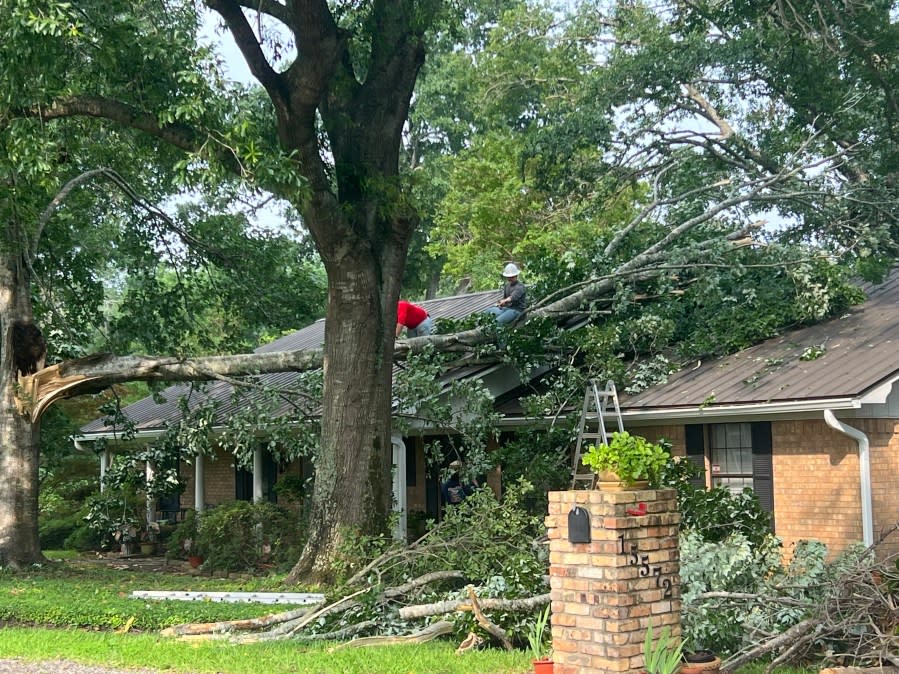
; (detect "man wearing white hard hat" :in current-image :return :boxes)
[484,262,527,325]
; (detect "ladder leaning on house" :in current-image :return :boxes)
[570,379,625,489]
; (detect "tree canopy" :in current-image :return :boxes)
[1,0,898,578]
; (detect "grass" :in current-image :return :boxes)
[0,557,532,673]
[0,556,817,674]
[0,557,308,630]
[0,628,532,673]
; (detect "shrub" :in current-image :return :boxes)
[658,455,771,547]
[193,501,301,573]
[39,510,86,550]
[167,509,201,560]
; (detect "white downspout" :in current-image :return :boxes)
[823,410,874,546]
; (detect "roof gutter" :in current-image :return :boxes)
[823,410,874,547]
[617,397,861,422]
[494,397,863,428]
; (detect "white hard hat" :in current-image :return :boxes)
[502,262,520,277]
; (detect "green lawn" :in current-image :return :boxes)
[0,557,531,673]
[0,628,532,674]
[0,557,814,674]
[0,558,309,630]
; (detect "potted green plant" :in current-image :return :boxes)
[139,520,160,555]
[643,621,684,674]
[526,605,553,674]
[581,431,670,490]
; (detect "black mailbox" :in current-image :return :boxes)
[568,506,591,543]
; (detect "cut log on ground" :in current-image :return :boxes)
[328,620,455,649]
[159,605,317,637]
[399,593,550,620]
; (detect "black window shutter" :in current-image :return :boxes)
[684,424,706,488]
[751,421,775,530]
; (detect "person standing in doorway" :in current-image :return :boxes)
[396,300,433,338]
[441,460,478,506]
[484,262,526,325]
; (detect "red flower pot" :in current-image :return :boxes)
[533,658,554,674]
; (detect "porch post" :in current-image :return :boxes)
[253,446,264,503]
[391,434,407,541]
[99,448,111,492]
[194,453,205,513]
[145,461,156,524]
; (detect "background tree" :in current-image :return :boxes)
[0,2,324,568]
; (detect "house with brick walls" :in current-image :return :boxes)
[606,271,899,560]
[75,289,535,539]
[78,269,899,557]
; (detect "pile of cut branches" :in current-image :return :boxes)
[160,481,550,649]
[720,527,899,673]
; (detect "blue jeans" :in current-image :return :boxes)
[407,316,433,337]
[484,307,521,325]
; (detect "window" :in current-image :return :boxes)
[685,421,774,524]
[709,423,754,494]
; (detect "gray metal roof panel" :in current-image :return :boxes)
[620,270,899,411]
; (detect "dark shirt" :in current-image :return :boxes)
[441,474,475,505]
[503,281,527,311]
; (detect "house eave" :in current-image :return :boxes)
[619,396,861,423]
[495,396,862,429]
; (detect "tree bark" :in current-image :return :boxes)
[0,252,44,568]
[285,243,406,583]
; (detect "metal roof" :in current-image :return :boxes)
[620,270,899,413]
[80,290,501,436]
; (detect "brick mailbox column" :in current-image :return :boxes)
[546,489,681,674]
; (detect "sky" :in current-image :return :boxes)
[198,8,299,235]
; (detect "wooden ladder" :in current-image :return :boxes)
[570,379,625,489]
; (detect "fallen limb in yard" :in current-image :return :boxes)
[399,593,550,620]
[328,621,455,649]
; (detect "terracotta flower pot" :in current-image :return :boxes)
[597,470,649,491]
[681,652,721,674]
[188,555,204,568]
[532,658,554,674]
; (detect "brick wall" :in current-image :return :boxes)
[635,418,899,560]
[638,425,685,453]
[853,419,899,560]
[546,489,681,674]
[772,419,863,558]
[179,447,240,509]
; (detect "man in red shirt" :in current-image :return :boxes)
[396,300,433,337]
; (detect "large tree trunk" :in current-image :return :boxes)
[286,212,409,583]
[0,253,43,567]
